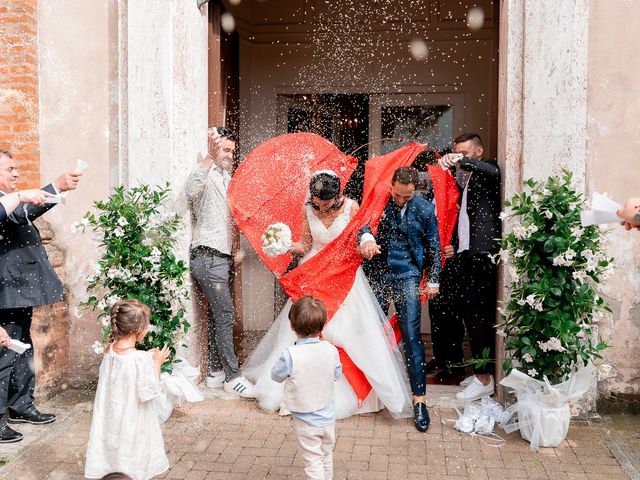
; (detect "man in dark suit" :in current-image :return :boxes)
[359,166,441,432]
[436,133,501,402]
[0,149,82,443]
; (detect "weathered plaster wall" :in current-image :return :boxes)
[499,0,640,404]
[587,0,640,398]
[38,0,209,385]
[38,0,113,386]
[123,0,209,369]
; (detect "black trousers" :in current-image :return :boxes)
[0,307,36,426]
[429,253,498,375]
[428,255,466,368]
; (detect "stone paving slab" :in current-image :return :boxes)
[0,387,633,480]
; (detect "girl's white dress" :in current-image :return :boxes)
[243,199,413,419]
[85,350,170,480]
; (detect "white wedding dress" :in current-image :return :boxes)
[243,199,413,419]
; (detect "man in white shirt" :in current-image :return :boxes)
[186,128,255,398]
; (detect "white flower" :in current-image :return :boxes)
[142,237,154,247]
[532,193,542,203]
[100,316,110,327]
[117,216,128,227]
[499,249,509,262]
[113,226,125,237]
[513,249,525,258]
[97,298,108,311]
[106,295,120,307]
[522,353,533,363]
[527,224,538,235]
[496,329,507,338]
[512,225,528,240]
[572,270,588,283]
[528,368,539,377]
[107,267,119,279]
[516,298,526,306]
[499,211,508,220]
[570,226,584,240]
[564,249,577,261]
[148,324,159,334]
[525,294,537,307]
[534,302,544,312]
[92,341,104,355]
[542,210,553,219]
[537,337,566,352]
[542,188,551,196]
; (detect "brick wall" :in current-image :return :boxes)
[1,0,70,399]
[0,0,39,188]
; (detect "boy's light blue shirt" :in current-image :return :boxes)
[271,336,342,427]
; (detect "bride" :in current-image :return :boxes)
[243,170,413,419]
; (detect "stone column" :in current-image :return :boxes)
[498,0,593,411]
[119,1,209,367]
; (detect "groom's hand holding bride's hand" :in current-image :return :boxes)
[421,286,439,300]
[360,240,381,260]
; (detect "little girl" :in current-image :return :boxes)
[85,299,171,480]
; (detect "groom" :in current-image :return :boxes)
[359,166,441,432]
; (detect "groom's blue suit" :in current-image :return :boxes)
[359,195,441,396]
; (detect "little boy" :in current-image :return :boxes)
[271,296,342,480]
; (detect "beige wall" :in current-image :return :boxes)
[38,0,210,385]
[38,0,115,385]
[587,0,640,397]
[231,0,498,330]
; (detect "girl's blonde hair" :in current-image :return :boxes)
[109,299,151,343]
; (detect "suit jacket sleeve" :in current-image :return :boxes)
[357,224,373,243]
[0,203,6,224]
[8,184,57,225]
[459,158,500,178]
[423,207,441,284]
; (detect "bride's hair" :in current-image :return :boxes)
[309,172,341,200]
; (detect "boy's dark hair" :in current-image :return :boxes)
[213,127,238,142]
[100,473,133,480]
[453,132,483,148]
[392,166,419,186]
[288,296,327,337]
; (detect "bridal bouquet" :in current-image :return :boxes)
[262,223,292,257]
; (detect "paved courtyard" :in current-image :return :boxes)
[0,386,636,480]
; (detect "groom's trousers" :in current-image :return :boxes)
[0,307,36,427]
[373,277,426,396]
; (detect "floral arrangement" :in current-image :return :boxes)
[73,184,190,371]
[498,170,611,385]
[261,222,292,257]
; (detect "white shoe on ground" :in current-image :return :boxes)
[206,371,226,388]
[459,375,475,387]
[456,376,495,402]
[224,375,256,398]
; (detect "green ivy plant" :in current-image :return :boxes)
[74,184,190,371]
[498,170,611,385]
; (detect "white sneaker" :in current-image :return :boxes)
[223,375,256,398]
[206,371,226,388]
[459,375,475,387]
[456,376,495,402]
